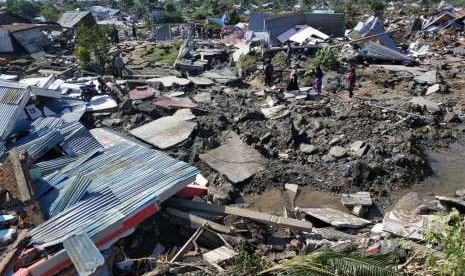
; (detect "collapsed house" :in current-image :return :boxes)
[249,11,345,45]
[57,11,97,29]
[0,24,59,56]
[0,79,201,275]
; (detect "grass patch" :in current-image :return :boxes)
[152,40,182,64]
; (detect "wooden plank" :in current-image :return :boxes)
[165,207,233,234]
[166,198,312,232]
[9,149,32,202]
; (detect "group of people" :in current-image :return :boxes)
[263,44,357,99]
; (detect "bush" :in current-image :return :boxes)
[75,46,91,70]
[162,12,184,23]
[425,210,465,276]
[313,47,339,70]
[6,0,39,17]
[238,54,258,77]
[271,51,287,68]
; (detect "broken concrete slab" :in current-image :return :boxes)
[154,96,198,109]
[348,141,369,157]
[456,189,465,197]
[414,70,437,85]
[188,76,215,86]
[329,146,347,159]
[147,76,191,88]
[90,128,148,149]
[300,208,371,228]
[129,86,154,100]
[341,192,373,207]
[199,132,265,183]
[409,97,440,113]
[381,210,431,240]
[261,105,291,120]
[130,115,197,150]
[203,246,237,266]
[173,109,196,121]
[370,65,426,76]
[426,84,440,96]
[193,92,212,103]
[435,196,465,211]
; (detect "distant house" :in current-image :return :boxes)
[0,9,32,25]
[88,6,121,21]
[150,7,166,24]
[57,11,96,29]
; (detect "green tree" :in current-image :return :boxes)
[6,0,39,18]
[369,0,385,16]
[76,25,112,72]
[165,2,176,12]
[161,12,183,23]
[39,4,60,22]
[228,11,240,25]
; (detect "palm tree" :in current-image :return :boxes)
[261,251,399,276]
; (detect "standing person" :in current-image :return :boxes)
[287,68,299,91]
[132,23,137,40]
[112,25,119,44]
[113,54,125,79]
[285,41,292,63]
[313,65,324,95]
[346,67,356,98]
[264,59,274,87]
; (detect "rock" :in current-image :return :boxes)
[300,144,318,154]
[352,205,368,217]
[435,196,465,212]
[348,141,369,157]
[261,105,291,120]
[409,96,440,113]
[300,208,371,228]
[306,239,330,252]
[329,146,347,159]
[193,92,212,103]
[312,227,355,241]
[456,189,465,197]
[426,84,440,95]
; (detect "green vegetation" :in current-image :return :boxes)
[272,51,287,69]
[313,47,339,70]
[230,243,271,275]
[369,0,385,16]
[5,0,39,18]
[425,210,465,276]
[263,251,399,276]
[238,54,258,77]
[39,4,60,22]
[152,40,181,64]
[76,25,112,72]
[228,11,240,25]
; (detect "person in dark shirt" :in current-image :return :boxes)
[287,68,299,91]
[347,67,356,98]
[313,65,324,95]
[264,59,274,87]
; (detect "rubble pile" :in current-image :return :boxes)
[2,1,465,275]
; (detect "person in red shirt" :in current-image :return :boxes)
[347,67,356,98]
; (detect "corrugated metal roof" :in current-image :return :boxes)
[59,122,103,155]
[57,11,93,28]
[30,142,199,249]
[16,129,64,163]
[0,27,14,53]
[34,156,79,175]
[0,85,30,140]
[63,232,105,276]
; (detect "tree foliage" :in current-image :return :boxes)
[313,47,339,70]
[76,25,112,72]
[161,12,184,23]
[39,4,61,22]
[5,0,39,18]
[228,11,240,25]
[263,251,399,276]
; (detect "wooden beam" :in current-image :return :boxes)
[165,198,312,232]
